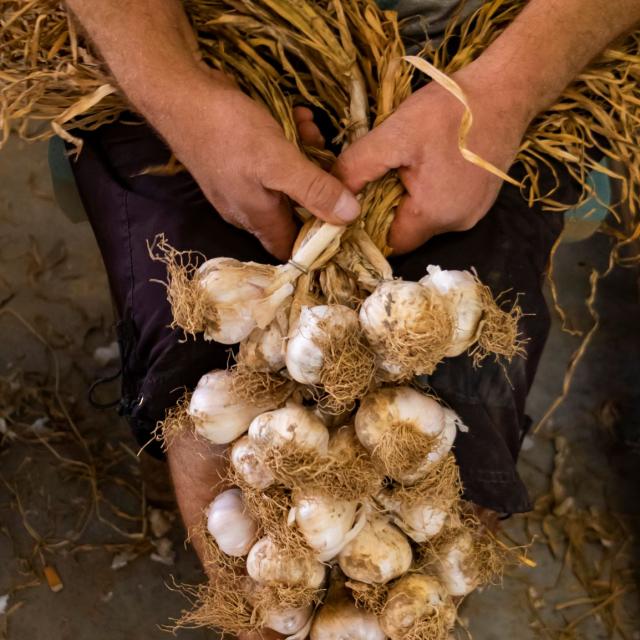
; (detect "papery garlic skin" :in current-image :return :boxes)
[286,305,360,385]
[264,605,313,636]
[376,489,448,543]
[239,308,288,371]
[189,370,274,444]
[310,595,385,640]
[230,436,275,490]
[248,405,330,454]
[338,515,412,585]
[355,386,457,483]
[206,488,258,556]
[419,265,483,357]
[359,280,444,379]
[380,573,455,639]
[247,537,326,589]
[292,491,358,561]
[197,258,293,344]
[436,530,480,596]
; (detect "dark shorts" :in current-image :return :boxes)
[70,119,576,514]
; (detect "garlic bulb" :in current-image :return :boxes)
[189,370,275,444]
[310,572,385,640]
[248,404,330,454]
[238,308,288,371]
[197,258,294,344]
[290,490,359,561]
[380,574,455,639]
[230,436,275,490]
[285,305,360,384]
[264,605,313,636]
[376,488,448,542]
[338,514,412,585]
[419,265,483,357]
[436,530,480,596]
[359,279,450,379]
[247,536,326,589]
[354,386,458,483]
[206,488,258,556]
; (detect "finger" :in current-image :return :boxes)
[298,119,325,149]
[292,105,315,124]
[387,193,437,255]
[333,121,407,193]
[262,144,360,225]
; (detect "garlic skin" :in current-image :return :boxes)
[264,605,313,636]
[310,593,385,640]
[359,280,440,379]
[248,404,330,454]
[355,386,456,483]
[239,308,288,371]
[286,305,360,385]
[206,488,258,556]
[230,436,275,490]
[419,265,483,357]
[380,573,455,639]
[291,491,358,561]
[376,489,448,543]
[338,515,412,585]
[197,257,294,344]
[436,530,480,596]
[189,370,275,444]
[246,537,326,589]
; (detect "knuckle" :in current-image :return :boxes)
[300,172,339,211]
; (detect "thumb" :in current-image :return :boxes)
[333,122,406,194]
[263,145,360,225]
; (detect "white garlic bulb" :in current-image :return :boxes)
[291,490,359,561]
[248,404,330,454]
[419,265,483,357]
[263,605,314,636]
[189,370,275,444]
[310,577,385,640]
[376,489,448,542]
[338,514,412,585]
[197,257,294,344]
[230,436,275,490]
[380,573,455,639]
[206,488,258,556]
[436,530,480,596]
[285,305,360,385]
[246,536,326,589]
[359,279,447,379]
[354,386,458,483]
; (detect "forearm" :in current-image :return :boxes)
[468,0,640,121]
[166,431,228,565]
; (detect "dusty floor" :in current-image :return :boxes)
[0,136,639,640]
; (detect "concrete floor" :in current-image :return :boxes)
[0,137,638,639]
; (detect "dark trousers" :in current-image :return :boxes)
[70,119,575,514]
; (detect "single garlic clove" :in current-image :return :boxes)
[206,488,258,556]
[189,369,275,444]
[230,436,274,490]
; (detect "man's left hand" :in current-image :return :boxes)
[333,63,532,254]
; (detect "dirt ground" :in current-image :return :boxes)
[1,135,639,640]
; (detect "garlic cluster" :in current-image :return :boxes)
[419,265,484,357]
[197,258,294,344]
[380,573,455,639]
[206,488,258,556]
[286,304,360,385]
[338,514,412,585]
[189,369,275,444]
[247,536,326,589]
[354,386,462,484]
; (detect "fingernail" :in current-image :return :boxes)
[333,190,360,223]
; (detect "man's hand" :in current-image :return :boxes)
[334,63,530,254]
